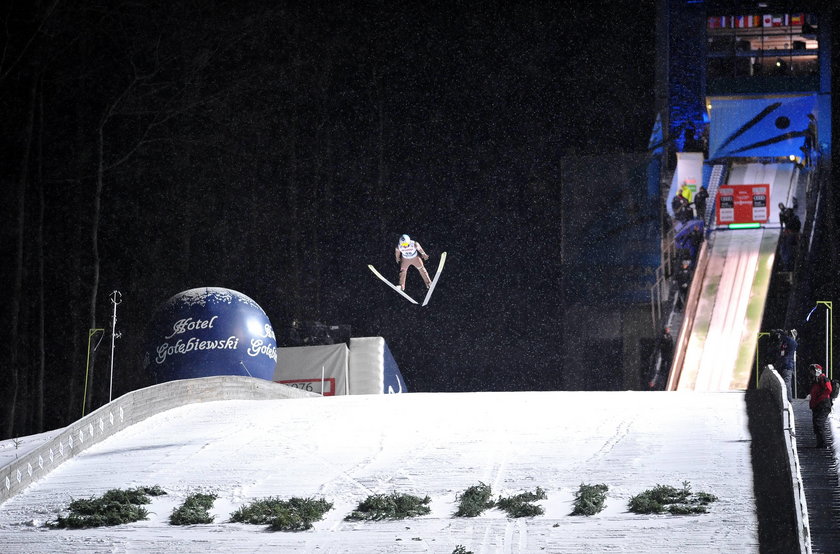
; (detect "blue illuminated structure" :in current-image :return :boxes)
[708,95,816,160]
[143,287,278,383]
[656,1,832,162]
[659,1,708,153]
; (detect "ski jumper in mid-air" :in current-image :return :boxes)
[395,234,431,291]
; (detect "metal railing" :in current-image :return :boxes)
[650,227,676,333]
[666,236,712,391]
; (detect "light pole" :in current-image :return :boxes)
[806,301,833,379]
[108,290,122,403]
[82,328,104,416]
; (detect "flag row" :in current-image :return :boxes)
[707,13,817,29]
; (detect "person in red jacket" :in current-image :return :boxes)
[807,364,833,448]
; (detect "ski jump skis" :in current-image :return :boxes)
[422,251,446,306]
[368,264,418,304]
[368,251,447,306]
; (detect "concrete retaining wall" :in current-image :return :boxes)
[758,367,810,553]
[0,376,317,505]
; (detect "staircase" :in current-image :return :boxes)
[702,162,726,225]
[791,399,840,552]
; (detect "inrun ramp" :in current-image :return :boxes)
[671,163,798,392]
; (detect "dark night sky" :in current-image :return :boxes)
[0,1,656,437]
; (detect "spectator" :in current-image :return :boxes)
[687,224,704,266]
[779,199,799,230]
[778,201,800,271]
[672,194,690,223]
[778,202,790,228]
[772,329,798,402]
[671,194,683,222]
[693,184,709,222]
[674,259,692,312]
[807,364,833,448]
[659,326,674,369]
[678,183,693,204]
[804,113,817,166]
[649,326,674,390]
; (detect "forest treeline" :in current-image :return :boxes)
[1,1,655,440]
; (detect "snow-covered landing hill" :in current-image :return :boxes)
[0,391,758,553]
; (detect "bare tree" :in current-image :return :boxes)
[36,81,46,431]
[2,81,36,436]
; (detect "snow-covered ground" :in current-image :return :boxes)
[0,390,835,553]
[0,430,62,469]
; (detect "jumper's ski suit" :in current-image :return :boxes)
[395,235,431,291]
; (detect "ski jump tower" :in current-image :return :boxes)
[654,0,833,391]
[655,0,831,166]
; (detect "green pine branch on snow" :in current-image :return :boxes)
[629,481,717,515]
[49,486,165,528]
[571,483,609,516]
[229,496,333,531]
[169,492,217,525]
[455,482,495,517]
[345,492,431,521]
[496,487,547,518]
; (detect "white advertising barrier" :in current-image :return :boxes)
[273,343,349,396]
[348,337,408,395]
[0,376,316,505]
[273,337,408,395]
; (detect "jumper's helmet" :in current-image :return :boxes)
[399,234,410,246]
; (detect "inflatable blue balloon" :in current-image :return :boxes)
[143,287,277,383]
